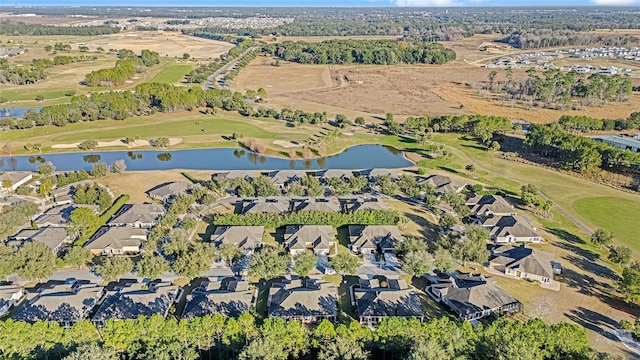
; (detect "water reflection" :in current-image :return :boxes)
[83,154,101,164]
[233,149,245,158]
[157,153,172,161]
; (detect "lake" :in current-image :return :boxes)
[0,107,42,119]
[0,145,413,172]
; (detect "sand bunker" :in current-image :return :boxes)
[273,140,301,148]
[51,138,183,149]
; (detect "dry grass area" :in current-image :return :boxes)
[0,13,105,25]
[84,32,234,59]
[96,170,212,203]
[233,34,640,123]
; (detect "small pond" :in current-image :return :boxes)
[0,144,413,172]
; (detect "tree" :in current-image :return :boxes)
[78,140,98,150]
[395,237,428,256]
[96,256,134,282]
[36,162,55,176]
[591,228,613,249]
[355,117,365,126]
[111,159,127,173]
[433,248,457,273]
[39,177,54,197]
[465,164,476,174]
[488,70,497,90]
[91,162,109,177]
[409,339,449,360]
[63,247,93,269]
[63,343,118,360]
[136,254,170,279]
[318,336,368,360]
[15,242,56,281]
[330,253,361,276]
[620,262,640,304]
[252,175,279,197]
[182,53,190,59]
[400,251,434,277]
[172,244,216,279]
[453,225,490,264]
[248,247,289,281]
[239,337,287,360]
[154,137,170,148]
[0,244,18,280]
[218,243,244,267]
[293,251,317,278]
[439,214,457,229]
[609,246,632,267]
[68,207,100,239]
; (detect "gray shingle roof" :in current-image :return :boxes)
[481,215,541,240]
[266,170,308,186]
[92,281,178,322]
[83,226,147,251]
[490,245,555,278]
[182,280,252,319]
[349,225,403,251]
[211,226,264,251]
[12,282,103,324]
[466,194,515,216]
[13,227,68,251]
[292,198,342,212]
[242,198,290,214]
[355,287,424,318]
[284,225,335,251]
[108,203,165,226]
[434,276,519,317]
[146,181,193,200]
[268,279,338,319]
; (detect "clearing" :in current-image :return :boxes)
[83,32,234,59]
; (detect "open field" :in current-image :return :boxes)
[149,63,193,84]
[83,32,234,59]
[232,33,640,123]
[573,197,640,254]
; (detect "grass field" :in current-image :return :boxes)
[149,64,193,84]
[573,197,640,254]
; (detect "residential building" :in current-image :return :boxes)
[210,226,264,254]
[266,170,308,189]
[53,181,112,205]
[418,175,466,195]
[319,169,354,182]
[291,198,342,212]
[0,284,25,318]
[34,204,99,228]
[212,170,258,182]
[363,168,398,181]
[428,274,521,321]
[480,215,543,243]
[108,203,165,228]
[83,226,147,256]
[267,278,338,323]
[12,281,103,327]
[182,279,253,319]
[241,197,290,214]
[354,278,424,326]
[489,245,559,285]
[92,281,181,326]
[348,225,403,254]
[146,181,193,203]
[283,225,336,256]
[466,194,516,218]
[10,227,69,253]
[0,172,32,192]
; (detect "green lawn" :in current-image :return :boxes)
[149,64,193,84]
[573,196,640,254]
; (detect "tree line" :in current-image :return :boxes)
[402,114,512,147]
[0,21,120,36]
[0,313,604,360]
[525,123,640,173]
[0,55,97,86]
[500,29,639,50]
[84,49,160,87]
[214,209,400,228]
[263,40,456,65]
[557,112,640,133]
[488,69,632,109]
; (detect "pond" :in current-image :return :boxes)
[0,144,413,172]
[0,107,42,119]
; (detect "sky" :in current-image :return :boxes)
[4,0,640,6]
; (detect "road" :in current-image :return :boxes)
[204,46,256,90]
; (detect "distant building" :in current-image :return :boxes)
[592,135,640,153]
